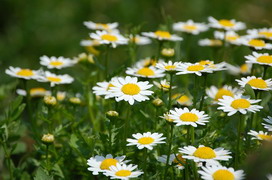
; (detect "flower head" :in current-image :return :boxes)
[92,77,119,99]
[238,38,272,50]
[5,66,42,80]
[37,71,74,87]
[248,130,272,141]
[158,154,186,170]
[126,65,165,78]
[127,132,166,150]
[262,116,272,132]
[226,63,252,76]
[173,20,209,35]
[214,31,241,45]
[84,21,118,32]
[129,34,151,45]
[208,17,246,31]
[247,28,272,40]
[40,56,76,69]
[245,52,272,67]
[172,94,193,106]
[176,62,213,76]
[236,76,272,91]
[153,79,175,91]
[142,30,183,41]
[199,39,223,47]
[156,61,182,72]
[41,133,54,144]
[103,163,143,180]
[206,85,242,102]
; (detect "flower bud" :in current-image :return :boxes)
[69,97,81,104]
[161,48,175,57]
[44,95,57,106]
[160,113,174,123]
[41,133,54,144]
[152,98,163,107]
[106,110,119,118]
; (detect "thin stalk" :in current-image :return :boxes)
[252,91,260,129]
[143,148,148,180]
[190,126,195,145]
[123,106,131,154]
[2,142,13,180]
[263,66,268,79]
[164,124,174,178]
[199,74,208,110]
[109,121,112,153]
[157,40,164,60]
[46,144,50,173]
[186,126,190,145]
[235,113,243,168]
[193,75,198,108]
[104,45,110,79]
[168,73,174,111]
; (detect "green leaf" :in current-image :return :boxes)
[69,134,79,149]
[244,84,255,99]
[34,167,53,180]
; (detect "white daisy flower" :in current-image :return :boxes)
[80,39,101,47]
[217,94,262,116]
[176,63,213,76]
[262,116,272,131]
[198,60,227,72]
[87,154,126,175]
[208,17,246,31]
[90,30,128,48]
[5,66,42,80]
[173,20,209,35]
[109,76,153,105]
[179,145,232,164]
[16,87,50,97]
[248,130,272,141]
[206,85,242,102]
[126,132,166,150]
[198,39,223,47]
[126,65,165,78]
[92,77,119,99]
[247,28,272,40]
[160,112,174,123]
[158,154,186,170]
[135,57,159,67]
[236,76,272,91]
[103,163,143,180]
[198,165,245,180]
[267,174,272,180]
[56,91,66,101]
[169,107,209,127]
[154,79,176,91]
[156,61,182,72]
[37,71,74,87]
[238,38,272,50]
[40,56,76,69]
[129,34,151,45]
[226,63,252,76]
[214,31,241,45]
[83,21,118,31]
[172,94,193,106]
[142,30,183,41]
[245,51,272,67]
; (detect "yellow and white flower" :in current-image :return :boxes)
[179,145,232,164]
[160,112,174,123]
[92,77,119,99]
[198,39,223,47]
[126,132,166,150]
[80,39,101,47]
[245,51,272,67]
[129,34,151,45]
[40,56,76,69]
[206,85,242,102]
[208,17,246,31]
[262,116,272,132]
[214,31,241,45]
[158,154,186,170]
[236,76,272,91]
[217,94,262,116]
[267,174,272,180]
[142,30,183,41]
[247,28,272,40]
[169,107,209,127]
[135,57,158,67]
[16,88,50,97]
[238,38,272,50]
[172,94,193,106]
[173,20,209,35]
[248,130,272,141]
[226,63,252,76]
[198,165,245,180]
[126,65,165,78]
[103,163,143,179]
[154,79,176,91]
[87,154,127,175]
[5,67,42,80]
[83,21,118,31]
[90,30,128,48]
[109,76,153,105]
[156,61,182,72]
[37,71,74,87]
[198,60,226,72]
[176,63,213,76]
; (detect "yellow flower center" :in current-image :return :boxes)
[30,88,46,95]
[47,76,62,82]
[183,25,197,31]
[107,83,115,90]
[131,37,139,43]
[161,84,170,89]
[198,60,212,66]
[16,69,34,77]
[210,40,223,46]
[137,67,155,76]
[248,39,265,47]
[218,19,235,27]
[115,170,132,177]
[193,147,216,159]
[173,154,186,166]
[258,134,272,141]
[138,137,154,145]
[100,158,118,170]
[49,61,64,66]
[121,83,140,95]
[96,23,109,29]
[179,112,198,122]
[212,170,235,180]
[240,64,248,73]
[247,79,267,89]
[178,95,190,104]
[187,65,205,71]
[231,99,250,109]
[155,31,171,38]
[259,31,272,38]
[226,35,239,41]
[215,89,234,101]
[257,55,272,64]
[164,65,177,70]
[101,34,118,42]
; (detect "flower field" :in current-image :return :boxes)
[1,1,272,179]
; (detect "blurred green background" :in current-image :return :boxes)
[0,0,271,84]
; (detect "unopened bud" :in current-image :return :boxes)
[42,133,54,144]
[160,113,174,123]
[161,48,175,57]
[69,97,81,104]
[152,98,163,107]
[44,95,57,106]
[106,111,119,118]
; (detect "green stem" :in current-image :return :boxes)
[123,106,131,154]
[252,91,260,129]
[2,142,13,180]
[104,45,110,79]
[168,73,174,111]
[263,66,268,79]
[143,148,148,180]
[190,126,195,145]
[46,144,50,173]
[164,124,174,178]
[193,75,198,108]
[235,113,243,168]
[157,40,164,60]
[109,121,112,153]
[186,126,190,145]
[199,74,208,110]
